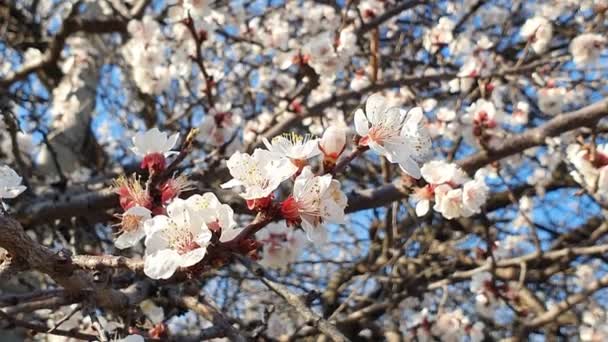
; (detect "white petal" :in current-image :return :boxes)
[365,93,387,124]
[194,228,213,246]
[354,108,369,136]
[221,178,242,189]
[163,132,180,154]
[220,227,243,242]
[1,185,26,199]
[179,247,207,268]
[369,140,389,158]
[398,156,422,179]
[115,229,146,249]
[301,219,327,243]
[144,249,182,279]
[416,200,430,217]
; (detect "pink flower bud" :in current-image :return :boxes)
[319,126,346,161]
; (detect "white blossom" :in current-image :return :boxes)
[131,128,179,158]
[263,133,321,165]
[221,149,298,200]
[283,166,347,242]
[319,126,346,156]
[520,16,553,53]
[355,93,432,178]
[423,17,455,53]
[114,205,151,249]
[257,222,306,270]
[184,193,240,242]
[538,87,568,115]
[143,198,212,279]
[570,33,607,67]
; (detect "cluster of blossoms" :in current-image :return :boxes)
[111,91,435,274]
[122,16,172,95]
[114,128,263,279]
[413,161,489,219]
[222,130,350,244]
[401,300,485,342]
[114,128,346,274]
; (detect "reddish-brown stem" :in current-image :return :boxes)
[221,211,277,249]
[331,145,369,176]
[183,15,215,109]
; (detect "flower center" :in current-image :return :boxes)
[121,214,143,233]
[164,225,200,255]
[367,125,399,145]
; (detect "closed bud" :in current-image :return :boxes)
[319,126,346,170]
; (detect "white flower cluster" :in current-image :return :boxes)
[112,129,238,279]
[413,161,489,219]
[402,303,485,342]
[222,131,349,243]
[122,16,171,95]
[111,90,435,273]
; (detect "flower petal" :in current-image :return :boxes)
[416,200,430,217]
[144,249,181,279]
[115,229,146,249]
[365,93,387,124]
[354,108,369,136]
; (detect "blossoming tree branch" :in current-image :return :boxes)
[1,0,608,341]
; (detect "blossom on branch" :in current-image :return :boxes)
[520,16,553,53]
[355,93,432,178]
[281,166,347,242]
[319,125,347,170]
[114,205,152,249]
[423,17,455,53]
[143,198,212,279]
[184,193,240,242]
[570,33,607,67]
[413,161,488,219]
[257,222,306,270]
[222,149,297,200]
[263,132,321,169]
[132,128,179,173]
